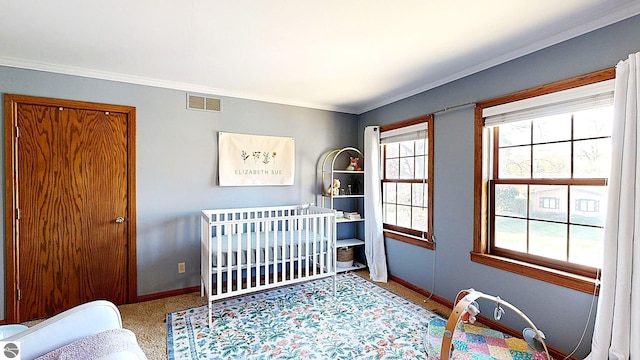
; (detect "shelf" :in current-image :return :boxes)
[324,194,364,199]
[325,170,364,175]
[336,261,366,273]
[337,218,364,223]
[337,238,365,247]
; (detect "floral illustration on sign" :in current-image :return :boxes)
[252,151,261,164]
[262,152,271,164]
[244,150,278,165]
[241,151,250,163]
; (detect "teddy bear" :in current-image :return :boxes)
[326,178,341,196]
[345,157,362,171]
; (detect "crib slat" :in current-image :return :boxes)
[215,216,223,301]
[236,216,241,292]
[312,215,318,277]
[264,217,270,287]
[226,219,233,295]
[288,217,294,281]
[247,220,253,292]
[276,216,280,283]
[303,213,307,278]
[318,214,324,275]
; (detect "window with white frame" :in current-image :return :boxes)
[473,69,615,291]
[380,115,434,249]
[539,197,560,210]
[575,199,600,213]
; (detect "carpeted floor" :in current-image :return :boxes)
[120,270,451,360]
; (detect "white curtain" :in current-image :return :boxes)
[588,52,640,360]
[364,126,388,282]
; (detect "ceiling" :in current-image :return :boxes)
[1,1,640,114]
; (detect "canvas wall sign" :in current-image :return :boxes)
[218,132,295,186]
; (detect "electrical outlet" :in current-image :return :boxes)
[178,262,186,274]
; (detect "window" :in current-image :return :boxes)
[575,199,600,213]
[539,197,559,210]
[381,115,434,250]
[473,68,615,293]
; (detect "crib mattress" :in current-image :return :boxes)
[210,231,329,268]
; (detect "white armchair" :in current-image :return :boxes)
[6,300,146,360]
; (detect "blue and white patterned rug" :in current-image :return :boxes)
[167,272,437,359]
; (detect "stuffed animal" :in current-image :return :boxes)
[345,157,362,171]
[460,302,480,324]
[327,179,341,196]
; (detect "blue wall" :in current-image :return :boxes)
[358,14,640,357]
[0,66,357,316]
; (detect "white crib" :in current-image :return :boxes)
[200,204,337,327]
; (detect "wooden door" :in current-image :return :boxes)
[4,95,137,322]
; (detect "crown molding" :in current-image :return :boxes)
[0,57,359,115]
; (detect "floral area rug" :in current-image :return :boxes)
[167,272,437,359]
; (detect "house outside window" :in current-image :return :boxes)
[473,69,615,293]
[380,115,434,250]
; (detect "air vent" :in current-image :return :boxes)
[187,94,221,112]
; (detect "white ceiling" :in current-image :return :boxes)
[1,1,640,114]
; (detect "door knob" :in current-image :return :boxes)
[115,217,125,224]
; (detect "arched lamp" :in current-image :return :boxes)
[439,288,551,360]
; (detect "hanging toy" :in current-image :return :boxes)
[460,301,480,324]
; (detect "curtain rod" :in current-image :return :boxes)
[374,101,477,132]
[432,101,476,114]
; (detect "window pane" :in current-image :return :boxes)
[529,185,567,222]
[570,186,606,226]
[424,183,428,208]
[494,217,527,252]
[532,114,571,143]
[397,205,411,228]
[574,138,611,178]
[499,121,531,147]
[384,182,397,204]
[386,159,399,179]
[574,106,613,139]
[384,204,396,225]
[415,155,426,179]
[412,207,428,232]
[498,146,531,178]
[529,220,566,260]
[412,183,426,206]
[386,143,399,158]
[415,138,426,156]
[532,142,570,178]
[399,141,414,157]
[569,225,603,268]
[494,184,527,218]
[399,157,414,179]
[397,183,411,206]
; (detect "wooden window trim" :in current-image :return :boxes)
[384,230,436,250]
[472,68,614,294]
[381,114,435,249]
